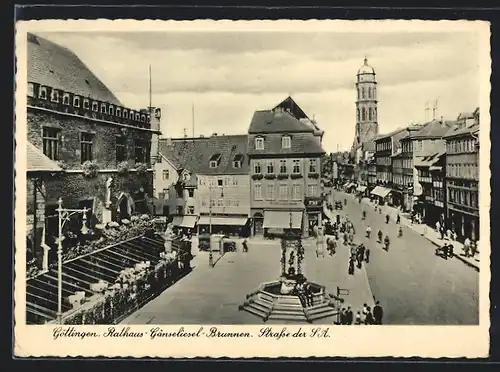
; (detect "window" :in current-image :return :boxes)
[280,159,287,174]
[50,89,60,103]
[42,127,59,160]
[282,136,291,149]
[279,184,288,199]
[80,132,93,163]
[109,105,114,116]
[116,137,127,163]
[357,108,360,122]
[217,179,223,187]
[232,178,238,186]
[255,137,264,150]
[266,160,274,174]
[224,177,229,186]
[162,170,169,180]
[63,93,70,105]
[73,96,80,107]
[254,160,262,174]
[254,184,262,200]
[136,113,141,121]
[292,184,301,200]
[267,184,275,200]
[28,83,35,97]
[187,206,194,215]
[92,101,98,112]
[123,110,129,119]
[176,206,183,215]
[217,199,224,207]
[210,199,216,207]
[309,159,317,173]
[233,154,243,168]
[308,184,318,197]
[134,141,148,164]
[101,103,107,114]
[188,189,194,197]
[292,159,301,174]
[209,160,217,168]
[362,88,365,99]
[361,108,366,121]
[116,107,121,117]
[209,154,221,168]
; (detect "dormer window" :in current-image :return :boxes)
[282,135,291,149]
[92,101,98,112]
[50,89,60,103]
[141,114,146,122]
[83,98,90,109]
[233,154,243,168]
[209,153,222,168]
[28,83,35,97]
[255,137,264,150]
[73,96,81,107]
[136,113,141,121]
[109,105,114,115]
[130,111,135,120]
[101,103,107,114]
[62,93,70,105]
[123,109,129,119]
[116,107,121,117]
[38,86,47,100]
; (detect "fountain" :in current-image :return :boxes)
[239,213,337,323]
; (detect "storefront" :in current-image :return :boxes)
[172,215,198,235]
[262,210,303,238]
[448,206,480,242]
[305,197,323,237]
[370,186,392,205]
[197,215,250,237]
[356,185,367,197]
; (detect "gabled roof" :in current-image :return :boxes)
[28,33,122,106]
[273,96,309,121]
[248,109,315,134]
[159,134,249,175]
[374,126,411,142]
[414,151,446,168]
[27,142,63,173]
[248,132,324,156]
[410,120,457,139]
[444,123,480,139]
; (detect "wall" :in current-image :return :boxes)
[197,174,250,216]
[26,176,45,263]
[153,158,179,198]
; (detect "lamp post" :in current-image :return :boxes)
[56,197,89,324]
[208,183,224,267]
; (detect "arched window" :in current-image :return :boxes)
[368,108,373,121]
[362,88,365,99]
[367,88,371,99]
[357,108,360,122]
[361,108,366,121]
[373,87,377,99]
[374,107,377,120]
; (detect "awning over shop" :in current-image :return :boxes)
[263,211,303,229]
[172,215,198,228]
[357,186,367,193]
[371,186,392,198]
[198,216,249,226]
[429,166,442,171]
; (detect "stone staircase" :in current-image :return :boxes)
[240,288,337,323]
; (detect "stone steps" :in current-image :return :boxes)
[249,299,273,313]
[243,305,268,319]
[268,313,309,322]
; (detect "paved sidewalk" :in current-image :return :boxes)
[353,194,481,271]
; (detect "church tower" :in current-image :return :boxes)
[352,57,379,151]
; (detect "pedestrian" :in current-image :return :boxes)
[305,282,314,307]
[365,248,370,263]
[350,244,357,259]
[378,229,383,243]
[384,235,390,251]
[447,243,454,258]
[365,307,374,325]
[340,308,347,325]
[362,210,366,220]
[348,258,355,275]
[452,230,457,241]
[440,227,445,240]
[355,311,362,325]
[463,237,471,257]
[373,301,383,325]
[385,214,390,224]
[436,221,441,234]
[362,303,368,317]
[398,226,403,238]
[396,214,401,224]
[410,214,414,224]
[346,306,354,325]
[358,244,366,261]
[470,240,478,258]
[366,225,372,238]
[446,228,452,240]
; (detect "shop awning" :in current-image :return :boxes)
[172,215,198,228]
[357,186,367,192]
[371,186,392,198]
[198,216,248,226]
[263,211,303,229]
[429,166,442,171]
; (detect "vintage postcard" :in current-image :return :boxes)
[14,19,491,358]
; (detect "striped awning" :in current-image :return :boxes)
[263,211,303,229]
[371,186,392,198]
[172,215,198,228]
[198,216,248,226]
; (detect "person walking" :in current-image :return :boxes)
[384,235,390,251]
[470,239,478,258]
[378,229,383,243]
[366,225,372,238]
[373,301,384,325]
[452,230,457,241]
[440,226,445,240]
[355,311,362,325]
[346,306,354,325]
[436,221,441,234]
[396,214,401,224]
[463,237,471,257]
[398,226,403,238]
[385,214,390,224]
[365,248,371,263]
[340,308,347,325]
[348,257,355,275]
[305,282,314,307]
[362,210,366,220]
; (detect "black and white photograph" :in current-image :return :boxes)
[15,19,490,358]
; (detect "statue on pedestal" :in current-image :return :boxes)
[105,177,114,209]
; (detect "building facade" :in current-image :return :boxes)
[444,123,480,242]
[27,33,161,253]
[352,57,379,151]
[248,101,325,238]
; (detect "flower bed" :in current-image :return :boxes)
[27,214,156,279]
[61,254,184,325]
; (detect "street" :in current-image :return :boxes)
[329,189,479,325]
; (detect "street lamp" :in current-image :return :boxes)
[208,183,224,267]
[56,197,89,324]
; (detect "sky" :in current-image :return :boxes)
[39,30,481,153]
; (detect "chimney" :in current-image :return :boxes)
[440,116,445,127]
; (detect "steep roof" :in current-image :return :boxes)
[361,139,376,152]
[248,109,315,134]
[374,126,410,142]
[414,151,445,168]
[27,142,63,173]
[27,33,122,106]
[159,135,249,175]
[273,96,309,120]
[248,131,325,156]
[444,123,480,139]
[410,120,457,139]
